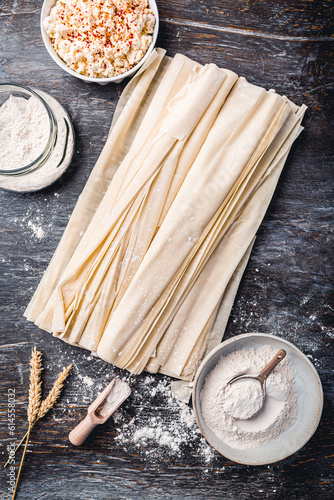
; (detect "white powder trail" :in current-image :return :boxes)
[113,376,214,462]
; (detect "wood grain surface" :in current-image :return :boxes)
[0,1,333,499]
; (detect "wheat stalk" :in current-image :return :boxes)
[11,427,30,500]
[4,356,72,474]
[27,347,43,426]
[11,347,43,499]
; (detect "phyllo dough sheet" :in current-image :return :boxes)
[25,49,306,381]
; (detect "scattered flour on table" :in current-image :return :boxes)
[45,349,216,465]
[80,375,94,388]
[231,291,324,368]
[12,205,59,242]
[66,365,215,462]
[27,220,45,239]
[113,376,214,462]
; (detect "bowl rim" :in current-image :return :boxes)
[192,332,324,465]
[40,0,159,84]
[0,82,57,175]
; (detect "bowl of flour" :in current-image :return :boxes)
[193,333,323,465]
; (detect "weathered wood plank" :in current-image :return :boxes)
[158,0,334,39]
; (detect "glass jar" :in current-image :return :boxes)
[0,83,58,176]
[0,83,75,192]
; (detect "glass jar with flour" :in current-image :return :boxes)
[0,83,75,192]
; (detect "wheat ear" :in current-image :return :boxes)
[37,364,73,420]
[4,363,73,469]
[27,347,43,426]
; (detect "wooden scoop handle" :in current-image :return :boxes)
[258,349,286,384]
[69,415,96,446]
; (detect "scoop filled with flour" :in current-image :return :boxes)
[223,378,264,420]
[200,345,297,449]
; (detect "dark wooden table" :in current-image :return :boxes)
[0,1,333,499]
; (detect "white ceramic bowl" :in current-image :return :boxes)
[193,333,323,465]
[40,0,159,85]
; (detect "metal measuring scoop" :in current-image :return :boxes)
[223,349,286,420]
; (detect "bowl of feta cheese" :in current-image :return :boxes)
[41,0,159,84]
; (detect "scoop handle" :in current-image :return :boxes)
[258,349,286,383]
[69,415,96,446]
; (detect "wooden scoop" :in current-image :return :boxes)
[69,378,131,446]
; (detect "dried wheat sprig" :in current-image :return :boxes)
[4,363,73,469]
[27,347,43,427]
[37,364,73,420]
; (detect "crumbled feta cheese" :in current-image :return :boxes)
[43,0,155,78]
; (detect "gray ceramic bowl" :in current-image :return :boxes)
[193,333,323,465]
[41,0,159,85]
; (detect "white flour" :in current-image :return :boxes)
[200,345,297,449]
[98,379,130,417]
[0,95,49,170]
[223,378,264,420]
[0,90,74,192]
[113,375,214,462]
[27,220,45,240]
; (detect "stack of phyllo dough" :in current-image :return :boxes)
[25,49,306,381]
